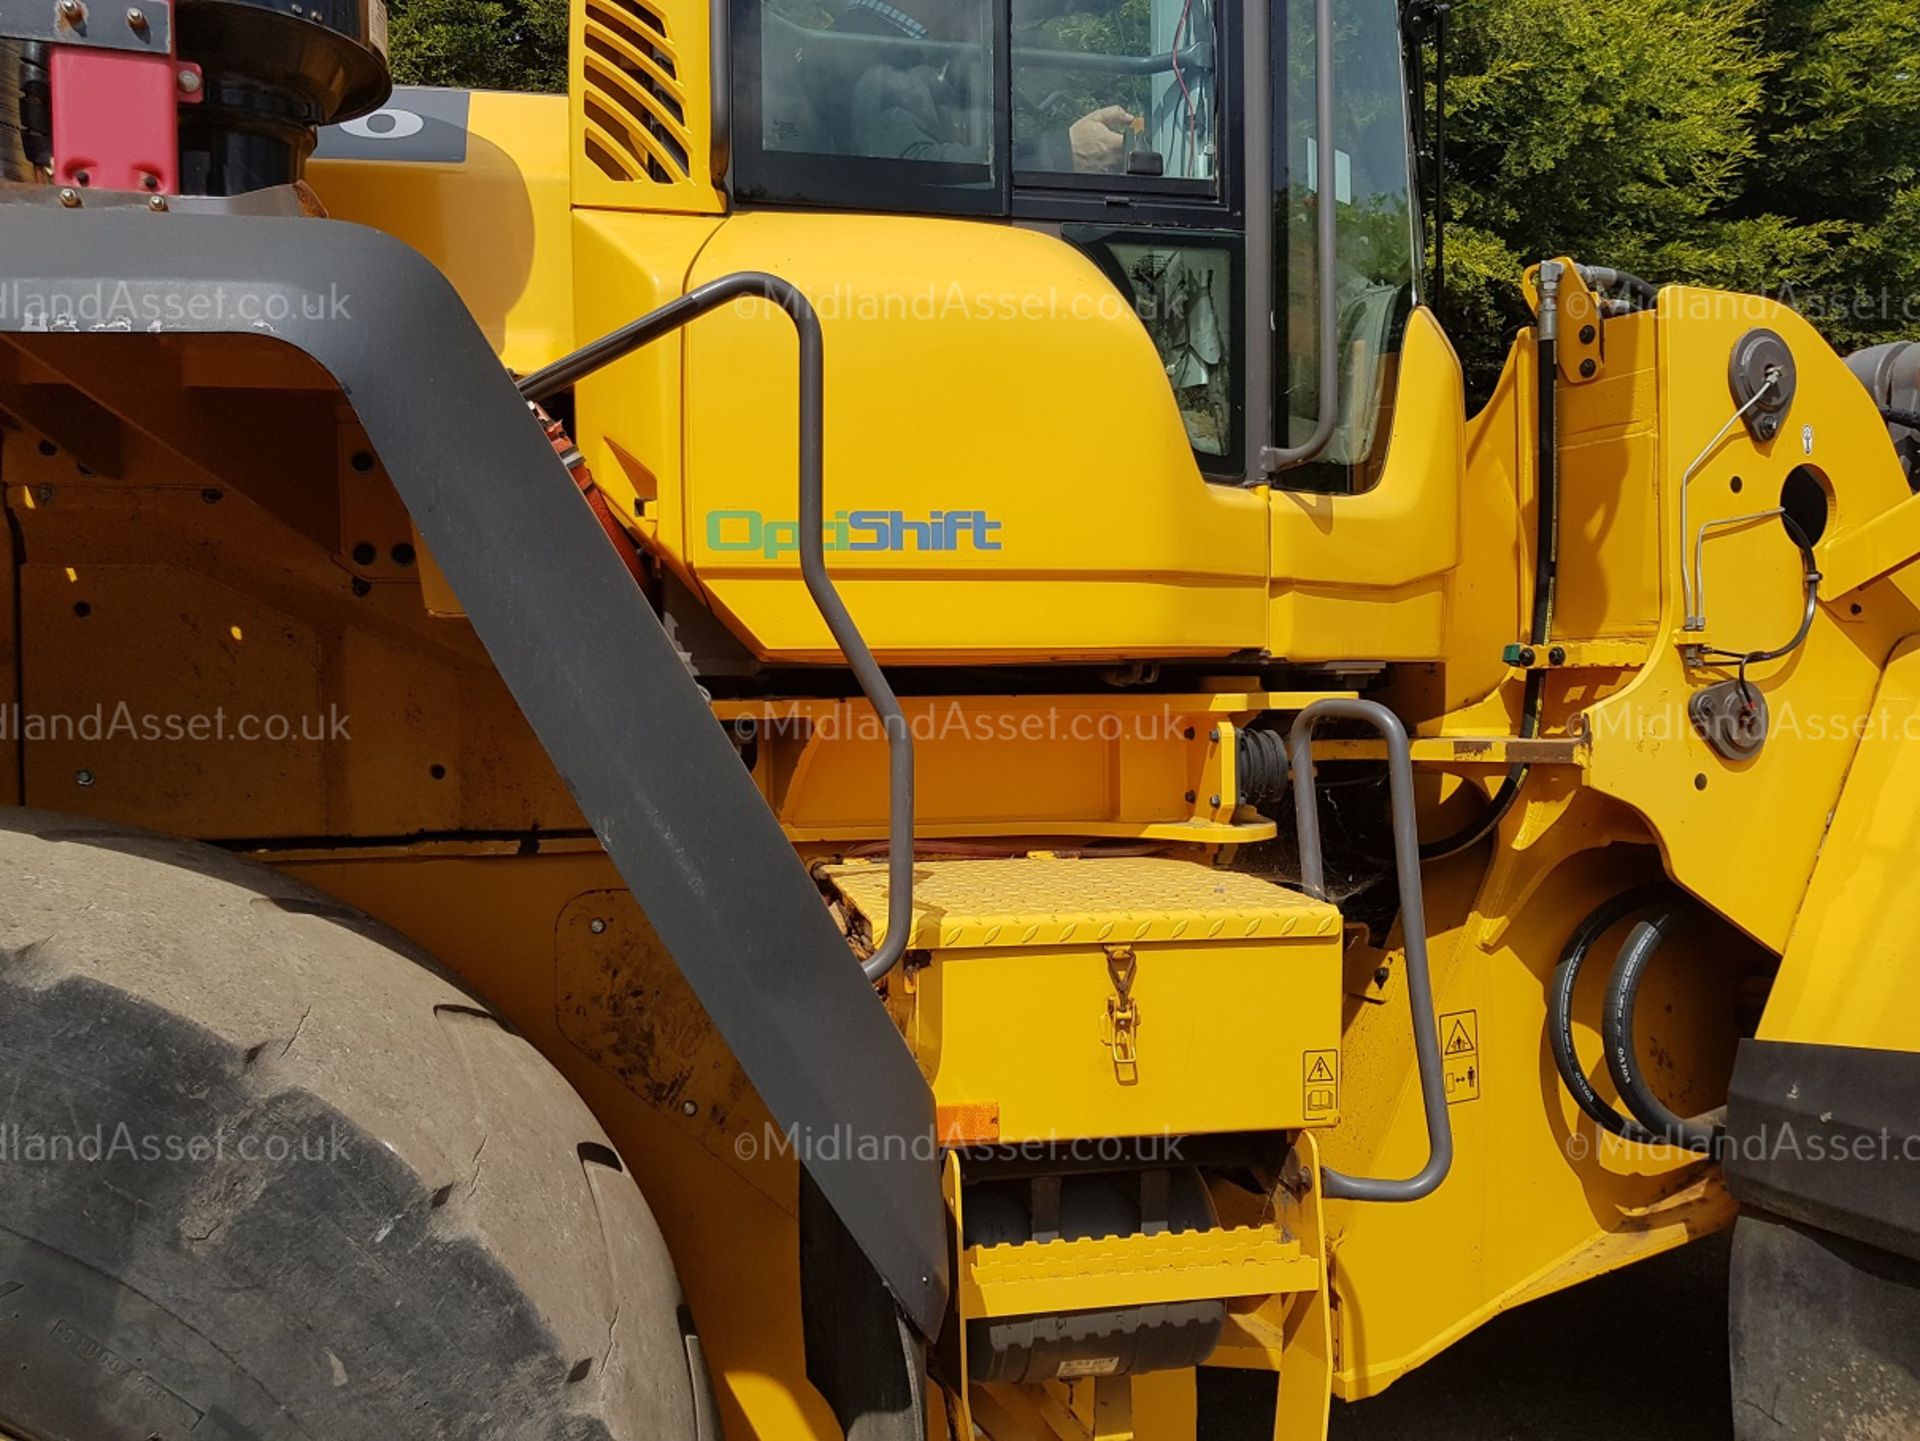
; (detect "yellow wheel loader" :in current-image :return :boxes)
[0,0,1915,1436]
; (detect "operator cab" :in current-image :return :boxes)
[730,0,1421,492]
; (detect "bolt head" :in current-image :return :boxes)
[681,1100,697,1117]
[125,5,145,25]
[1579,358,1598,379]
[176,67,201,93]
[1208,794,1221,808]
[75,769,95,787]
[1579,324,1597,344]
[146,194,167,212]
[1548,645,1568,665]
[55,0,82,18]
[588,918,607,934]
[56,187,80,207]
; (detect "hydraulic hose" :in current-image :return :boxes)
[1602,909,1725,1155]
[1578,265,1660,312]
[1412,262,1562,862]
[1547,883,1676,1142]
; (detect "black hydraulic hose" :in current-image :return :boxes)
[1602,909,1725,1155]
[1579,265,1660,312]
[1413,263,1561,862]
[1547,883,1676,1142]
[1881,405,1920,430]
[517,273,916,984]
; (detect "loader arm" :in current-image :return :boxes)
[0,203,948,1335]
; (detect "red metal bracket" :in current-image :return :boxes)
[48,49,198,194]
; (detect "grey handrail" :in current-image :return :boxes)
[519,273,916,984]
[1262,0,1339,473]
[1289,698,1453,1202]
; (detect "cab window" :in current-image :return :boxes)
[732,0,1228,215]
[1010,0,1222,194]
[1274,0,1418,492]
[736,0,1002,210]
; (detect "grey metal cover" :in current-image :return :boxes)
[0,206,948,1336]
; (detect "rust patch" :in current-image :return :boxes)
[555,891,774,1182]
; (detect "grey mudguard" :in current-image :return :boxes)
[0,206,948,1336]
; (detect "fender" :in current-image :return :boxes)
[0,204,948,1336]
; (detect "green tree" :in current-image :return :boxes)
[1437,0,1920,396]
[386,0,567,92]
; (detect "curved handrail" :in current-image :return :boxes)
[519,273,916,984]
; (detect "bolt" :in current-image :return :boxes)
[1580,358,1598,379]
[75,769,95,787]
[681,1100,697,1117]
[1208,794,1221,808]
[1514,646,1536,668]
[147,194,168,211]
[1184,790,1196,804]
[1183,727,1195,741]
[200,488,223,504]
[57,187,79,207]
[1208,727,1220,743]
[125,5,145,26]
[1374,966,1391,986]
[34,484,54,504]
[1579,324,1597,345]
[176,67,201,94]
[589,918,607,935]
[55,0,82,20]
[1548,645,1568,665]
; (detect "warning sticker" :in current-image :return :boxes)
[1303,1049,1340,1121]
[1439,1009,1480,1104]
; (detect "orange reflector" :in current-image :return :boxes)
[937,1102,1001,1146]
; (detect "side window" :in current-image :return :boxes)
[1011,0,1222,193]
[1067,228,1243,474]
[735,0,1001,209]
[1275,0,1417,493]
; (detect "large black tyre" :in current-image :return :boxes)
[0,809,716,1441]
[1731,1211,1920,1440]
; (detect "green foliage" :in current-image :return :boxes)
[1440,0,1920,397]
[386,0,567,93]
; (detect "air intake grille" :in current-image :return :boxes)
[581,0,692,183]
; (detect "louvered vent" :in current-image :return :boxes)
[581,0,693,183]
